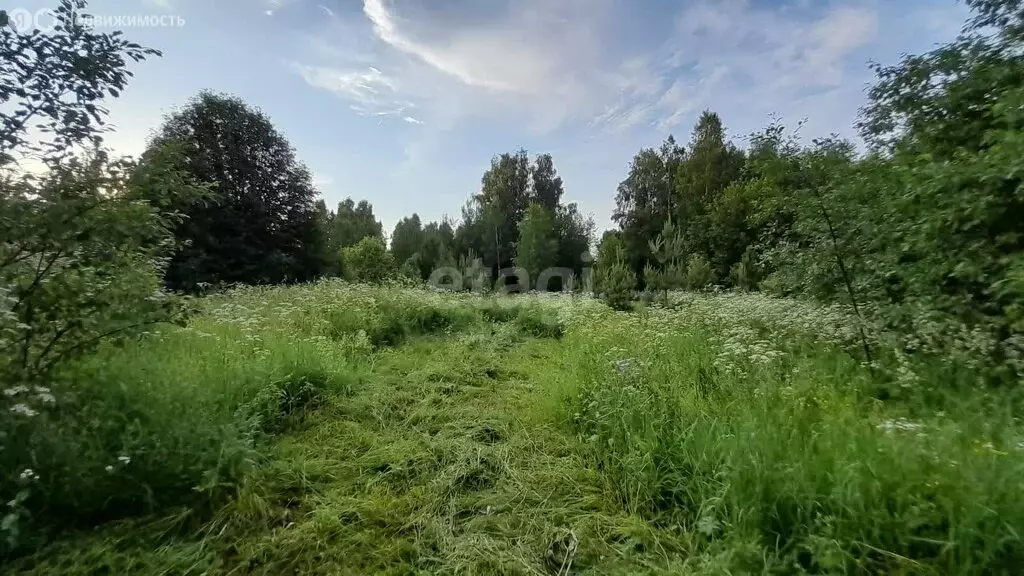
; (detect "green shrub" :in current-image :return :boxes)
[341,237,396,283]
[602,262,636,311]
[399,253,422,280]
[685,254,713,291]
[729,248,759,291]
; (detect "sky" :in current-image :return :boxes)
[14,0,968,233]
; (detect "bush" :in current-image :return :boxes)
[341,237,396,283]
[685,254,713,291]
[603,262,637,311]
[729,247,759,291]
[400,253,422,280]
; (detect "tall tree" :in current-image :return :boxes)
[531,153,564,212]
[332,198,383,249]
[516,204,559,289]
[141,91,321,290]
[476,150,531,277]
[418,220,456,279]
[554,202,595,282]
[390,213,424,267]
[674,110,745,260]
[612,138,680,282]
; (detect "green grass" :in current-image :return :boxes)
[4,283,1024,574]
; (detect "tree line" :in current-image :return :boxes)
[3,0,1024,387]
[591,0,1024,381]
[127,90,595,291]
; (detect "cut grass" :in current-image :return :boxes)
[6,284,1024,574]
[11,326,693,574]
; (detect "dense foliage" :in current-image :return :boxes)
[0,0,205,552]
[140,92,323,291]
[602,0,1024,380]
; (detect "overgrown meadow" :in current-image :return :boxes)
[5,282,1023,574]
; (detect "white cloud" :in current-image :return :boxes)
[295,0,950,139]
[293,63,416,119]
[596,0,879,133]
[352,0,611,132]
[362,0,582,94]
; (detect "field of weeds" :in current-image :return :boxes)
[6,282,1024,574]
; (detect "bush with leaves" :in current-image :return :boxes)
[400,253,422,281]
[730,247,760,291]
[0,0,212,553]
[685,254,714,291]
[342,236,396,284]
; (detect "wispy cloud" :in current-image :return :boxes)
[293,62,416,119]
[294,0,952,139]
[312,173,334,188]
[593,0,879,133]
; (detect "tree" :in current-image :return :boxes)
[141,91,321,290]
[554,203,595,284]
[516,204,559,290]
[684,254,713,291]
[390,214,424,268]
[531,153,564,212]
[342,236,395,283]
[1,0,185,388]
[477,150,531,278]
[452,151,588,291]
[849,0,1024,376]
[332,198,383,249]
[603,262,637,311]
[593,231,629,295]
[612,140,679,280]
[400,253,422,280]
[417,221,455,279]
[645,218,687,298]
[674,111,745,260]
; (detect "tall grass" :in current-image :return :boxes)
[563,298,1024,573]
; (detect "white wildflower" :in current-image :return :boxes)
[18,468,38,482]
[117,455,131,465]
[877,418,923,433]
[9,403,38,417]
[33,386,55,404]
[3,385,28,397]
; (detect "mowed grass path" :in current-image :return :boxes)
[20,325,686,575]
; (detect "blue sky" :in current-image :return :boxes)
[18,0,968,233]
